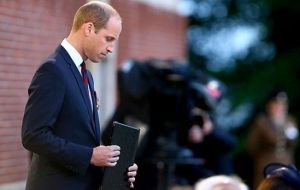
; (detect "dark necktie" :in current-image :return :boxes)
[81,62,88,86]
[81,62,93,109]
[81,62,97,134]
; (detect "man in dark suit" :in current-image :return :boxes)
[21,1,137,190]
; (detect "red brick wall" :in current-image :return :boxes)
[0,0,85,184]
[111,0,188,66]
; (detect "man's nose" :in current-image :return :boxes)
[107,45,113,53]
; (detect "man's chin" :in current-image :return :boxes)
[97,55,107,61]
[90,57,106,63]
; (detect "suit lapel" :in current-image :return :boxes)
[56,46,98,142]
[87,74,101,144]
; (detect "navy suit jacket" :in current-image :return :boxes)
[22,46,102,190]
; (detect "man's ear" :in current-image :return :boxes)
[83,22,93,36]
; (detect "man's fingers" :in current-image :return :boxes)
[128,163,138,171]
[108,156,119,163]
[107,162,117,167]
[110,145,120,151]
[127,171,137,177]
[128,176,135,183]
[105,156,119,167]
[130,182,134,188]
[111,150,120,157]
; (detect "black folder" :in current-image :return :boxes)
[100,121,140,190]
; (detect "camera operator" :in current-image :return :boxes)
[188,108,214,145]
[176,82,237,186]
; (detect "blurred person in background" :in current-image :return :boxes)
[247,90,298,189]
[21,1,137,190]
[194,175,249,190]
[176,79,237,186]
[176,106,236,185]
[256,162,300,190]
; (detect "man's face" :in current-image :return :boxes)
[84,16,122,62]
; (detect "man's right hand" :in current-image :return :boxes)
[90,145,120,167]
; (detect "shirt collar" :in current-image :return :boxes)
[61,38,83,69]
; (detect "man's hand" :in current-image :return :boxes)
[127,163,138,188]
[90,145,120,167]
[188,125,204,144]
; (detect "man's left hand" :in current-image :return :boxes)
[127,163,138,188]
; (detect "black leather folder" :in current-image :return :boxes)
[100,121,140,190]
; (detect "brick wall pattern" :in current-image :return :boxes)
[0,0,85,184]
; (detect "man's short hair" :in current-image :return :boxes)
[72,1,121,33]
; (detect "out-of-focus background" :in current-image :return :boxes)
[0,0,300,189]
